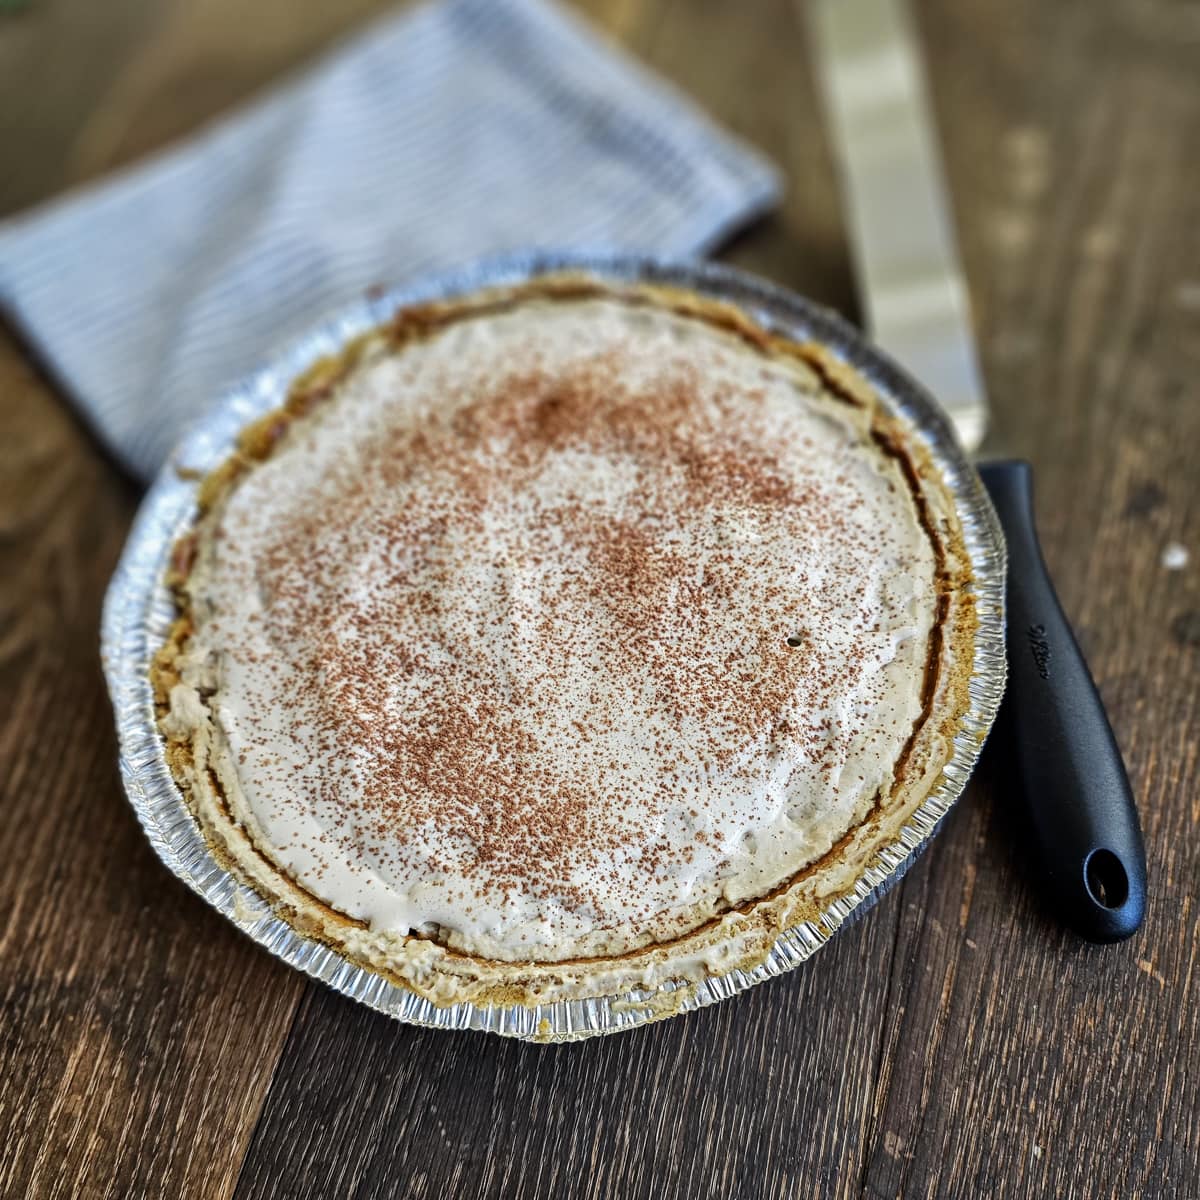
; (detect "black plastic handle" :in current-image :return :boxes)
[978,460,1146,942]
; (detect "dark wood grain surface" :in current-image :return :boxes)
[1,2,1197,1197]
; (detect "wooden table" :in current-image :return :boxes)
[2,2,1197,1196]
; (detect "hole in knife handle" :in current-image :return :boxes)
[1085,849,1129,910]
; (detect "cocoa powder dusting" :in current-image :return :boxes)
[199,298,941,951]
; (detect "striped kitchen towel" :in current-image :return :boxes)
[0,0,780,482]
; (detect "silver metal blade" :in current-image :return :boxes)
[806,0,987,451]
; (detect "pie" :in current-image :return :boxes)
[153,276,976,1009]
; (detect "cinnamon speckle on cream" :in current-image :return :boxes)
[171,295,942,964]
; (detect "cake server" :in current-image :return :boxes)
[807,0,1146,941]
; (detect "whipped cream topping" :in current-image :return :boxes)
[179,296,940,962]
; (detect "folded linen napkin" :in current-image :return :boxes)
[0,0,779,481]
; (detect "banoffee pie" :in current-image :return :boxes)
[153,277,976,1007]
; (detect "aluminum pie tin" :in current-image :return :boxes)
[102,251,1006,1041]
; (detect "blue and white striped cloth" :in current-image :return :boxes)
[0,0,780,481]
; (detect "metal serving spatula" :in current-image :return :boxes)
[807,0,1146,941]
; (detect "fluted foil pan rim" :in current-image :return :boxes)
[102,251,1006,1042]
